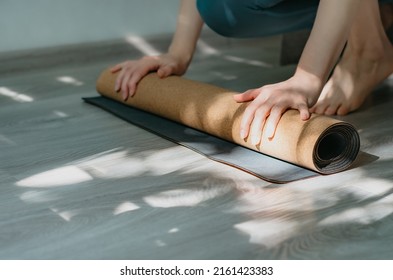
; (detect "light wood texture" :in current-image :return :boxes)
[0,34,392,259]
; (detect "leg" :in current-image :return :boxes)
[196,0,319,38]
[311,0,393,116]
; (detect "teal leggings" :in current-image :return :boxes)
[196,0,393,38]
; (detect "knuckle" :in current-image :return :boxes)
[123,60,133,67]
[254,108,265,117]
[241,112,253,125]
[132,71,143,80]
[271,106,285,117]
[254,107,269,119]
[273,102,287,110]
[121,65,132,73]
[244,105,257,116]
[259,85,268,92]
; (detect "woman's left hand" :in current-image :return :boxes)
[233,73,322,146]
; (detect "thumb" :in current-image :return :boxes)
[298,104,311,121]
[157,65,173,78]
[110,63,122,73]
[233,90,256,103]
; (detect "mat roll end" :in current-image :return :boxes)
[313,122,360,174]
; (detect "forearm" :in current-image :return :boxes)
[295,0,361,92]
[168,0,204,65]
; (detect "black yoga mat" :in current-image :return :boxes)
[83,96,319,183]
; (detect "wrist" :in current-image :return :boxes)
[291,67,324,105]
[293,67,324,92]
[168,45,193,67]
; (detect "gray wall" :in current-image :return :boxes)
[0,0,179,53]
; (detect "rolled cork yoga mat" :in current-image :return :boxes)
[95,68,360,174]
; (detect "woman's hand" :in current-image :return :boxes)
[110,53,189,101]
[110,0,203,101]
[234,71,322,146]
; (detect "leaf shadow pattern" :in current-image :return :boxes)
[1,146,260,260]
[231,158,393,259]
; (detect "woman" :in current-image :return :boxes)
[111,0,393,145]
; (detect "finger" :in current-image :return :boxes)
[110,63,123,73]
[125,61,161,99]
[157,65,174,78]
[324,104,339,116]
[127,68,152,98]
[120,70,133,100]
[337,104,349,116]
[264,106,286,140]
[297,103,310,120]
[233,90,257,103]
[115,68,127,92]
[250,106,270,146]
[239,103,257,139]
[313,102,328,115]
[127,73,142,98]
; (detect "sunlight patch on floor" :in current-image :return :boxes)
[211,71,238,81]
[125,35,161,56]
[144,184,231,208]
[56,76,84,86]
[113,201,140,215]
[197,39,221,56]
[50,207,78,222]
[168,228,179,233]
[0,87,34,102]
[233,175,393,247]
[142,146,200,176]
[234,218,299,247]
[19,190,59,203]
[223,55,272,68]
[318,178,393,226]
[14,146,203,190]
[16,165,93,188]
[53,110,69,118]
[77,149,146,179]
[196,38,272,68]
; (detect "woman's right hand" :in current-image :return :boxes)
[110,53,189,101]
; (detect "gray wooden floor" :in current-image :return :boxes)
[0,33,392,260]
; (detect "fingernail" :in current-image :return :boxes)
[266,129,273,140]
[251,135,259,146]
